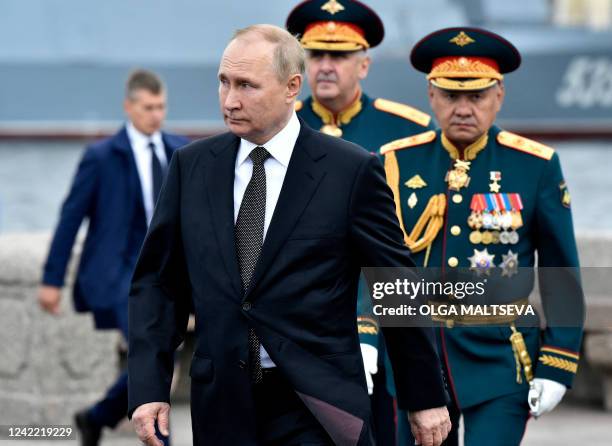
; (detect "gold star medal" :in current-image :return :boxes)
[489,171,501,193]
[500,250,519,277]
[445,160,471,191]
[468,248,495,276]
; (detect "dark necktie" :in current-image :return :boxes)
[235,146,270,383]
[148,141,164,204]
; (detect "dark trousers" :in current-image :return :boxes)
[371,360,396,445]
[253,368,334,446]
[443,391,529,446]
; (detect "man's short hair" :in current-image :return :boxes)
[232,24,305,82]
[125,69,165,99]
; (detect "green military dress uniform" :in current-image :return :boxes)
[378,25,584,445]
[381,126,584,444]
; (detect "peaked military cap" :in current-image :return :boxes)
[286,0,384,51]
[410,27,521,91]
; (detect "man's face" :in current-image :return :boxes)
[218,37,300,144]
[306,50,370,102]
[124,89,167,135]
[429,83,504,146]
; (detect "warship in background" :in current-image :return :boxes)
[0,0,611,140]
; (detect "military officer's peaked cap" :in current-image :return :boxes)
[286,0,384,51]
[410,27,521,91]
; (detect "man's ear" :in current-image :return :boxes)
[427,83,436,106]
[358,54,371,80]
[286,74,303,102]
[123,98,132,118]
[495,81,505,112]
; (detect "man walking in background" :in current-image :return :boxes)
[38,69,188,446]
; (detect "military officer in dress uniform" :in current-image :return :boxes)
[286,1,437,444]
[379,27,585,445]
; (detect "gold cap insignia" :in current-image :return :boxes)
[321,0,345,15]
[450,31,475,47]
[405,174,427,189]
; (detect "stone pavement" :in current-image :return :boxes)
[2,402,610,446]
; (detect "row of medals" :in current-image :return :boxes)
[443,159,521,277]
[445,159,522,247]
[467,210,521,245]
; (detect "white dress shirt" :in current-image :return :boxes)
[233,111,300,368]
[126,122,168,225]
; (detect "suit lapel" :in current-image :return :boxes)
[245,124,327,299]
[161,133,174,163]
[205,134,243,298]
[111,127,146,223]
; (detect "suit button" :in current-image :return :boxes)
[448,257,459,267]
[452,194,463,204]
[242,302,252,311]
[238,360,247,369]
[450,225,461,236]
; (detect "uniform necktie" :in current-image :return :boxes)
[235,146,270,383]
[148,141,164,203]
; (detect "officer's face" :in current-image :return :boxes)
[429,83,505,148]
[218,36,302,145]
[124,89,167,136]
[306,50,370,104]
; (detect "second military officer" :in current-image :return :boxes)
[379,27,584,445]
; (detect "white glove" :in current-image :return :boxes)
[528,378,566,418]
[360,343,378,395]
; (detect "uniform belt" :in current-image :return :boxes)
[429,298,529,327]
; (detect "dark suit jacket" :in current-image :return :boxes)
[127,121,446,445]
[42,126,189,329]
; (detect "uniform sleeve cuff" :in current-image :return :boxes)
[535,346,579,388]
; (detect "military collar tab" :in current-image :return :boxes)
[311,90,363,127]
[441,131,488,160]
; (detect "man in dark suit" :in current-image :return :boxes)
[38,69,188,446]
[129,25,450,446]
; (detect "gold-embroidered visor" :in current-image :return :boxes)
[428,56,503,91]
[301,21,369,51]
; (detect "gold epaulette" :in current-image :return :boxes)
[497,131,554,161]
[373,98,432,127]
[380,130,436,155]
[294,100,303,111]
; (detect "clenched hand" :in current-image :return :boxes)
[132,402,170,446]
[408,406,451,446]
